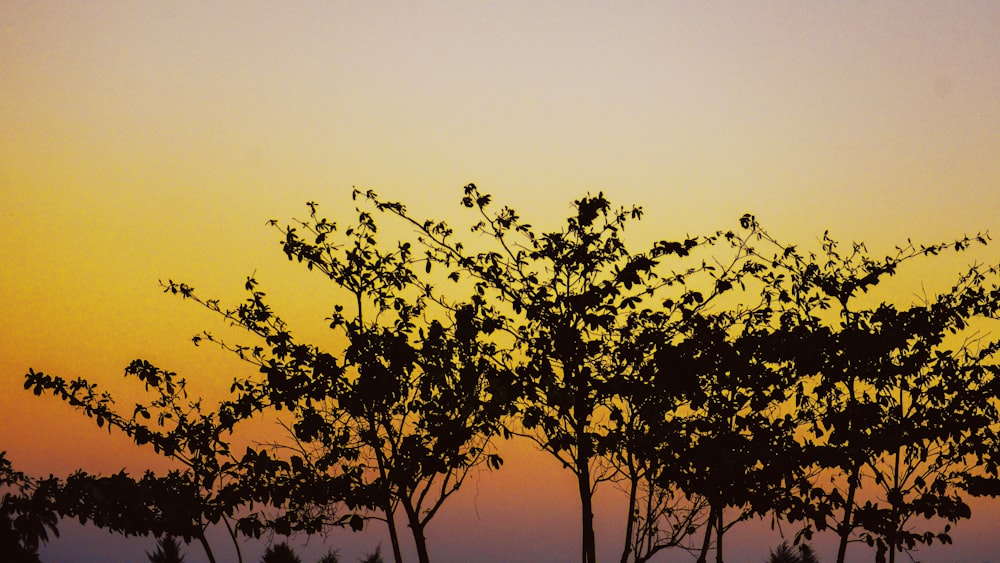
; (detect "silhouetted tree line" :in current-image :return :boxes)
[8,186,1000,562]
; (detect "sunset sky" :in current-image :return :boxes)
[3,2,1000,562]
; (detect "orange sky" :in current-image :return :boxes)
[3,2,1000,562]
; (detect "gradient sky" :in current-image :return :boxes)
[3,2,1000,562]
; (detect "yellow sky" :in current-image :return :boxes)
[3,2,1000,561]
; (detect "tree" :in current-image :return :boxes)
[167,199,511,563]
[766,542,801,563]
[797,544,820,563]
[262,541,303,563]
[360,546,384,563]
[766,541,820,563]
[367,185,726,563]
[0,452,58,563]
[24,358,263,563]
[15,187,1000,563]
[767,542,819,563]
[748,229,1000,563]
[647,306,811,563]
[604,321,712,563]
[148,535,187,563]
[364,186,800,563]
[19,195,508,563]
[604,216,784,563]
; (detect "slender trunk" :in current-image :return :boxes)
[887,390,904,563]
[697,505,714,563]
[573,363,596,563]
[412,524,431,563]
[714,508,724,563]
[367,409,403,563]
[641,478,655,559]
[401,498,431,563]
[577,464,596,563]
[619,461,639,563]
[221,514,243,563]
[887,485,899,563]
[196,529,218,563]
[384,499,404,563]
[887,498,899,563]
[836,464,860,563]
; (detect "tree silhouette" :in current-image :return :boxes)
[0,452,57,563]
[13,187,1000,563]
[605,217,783,563]
[766,541,819,563]
[797,544,820,563]
[262,541,303,563]
[748,229,1000,563]
[164,200,509,563]
[766,542,801,563]
[24,358,261,563]
[368,185,727,563]
[644,301,811,563]
[148,535,187,563]
[359,546,384,563]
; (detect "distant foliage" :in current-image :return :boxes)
[359,546,383,563]
[798,544,820,563]
[0,452,56,563]
[261,541,302,563]
[767,542,800,563]
[147,535,186,563]
[766,542,820,563]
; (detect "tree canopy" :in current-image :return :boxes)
[15,186,1000,563]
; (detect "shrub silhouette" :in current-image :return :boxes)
[766,542,820,563]
[261,541,302,563]
[359,546,383,563]
[147,535,186,563]
[0,452,55,563]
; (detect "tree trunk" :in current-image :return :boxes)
[412,525,431,563]
[697,505,714,563]
[401,497,432,563]
[619,461,639,563]
[573,364,597,563]
[369,411,404,563]
[384,501,404,563]
[836,465,860,563]
[714,508,724,563]
[221,515,244,563]
[196,529,218,563]
[577,464,596,563]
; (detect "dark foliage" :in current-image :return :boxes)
[262,541,302,563]
[148,535,186,563]
[359,546,384,563]
[14,187,1000,563]
[766,542,820,563]
[0,452,57,563]
[368,185,723,563]
[748,229,1000,563]
[767,542,800,563]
